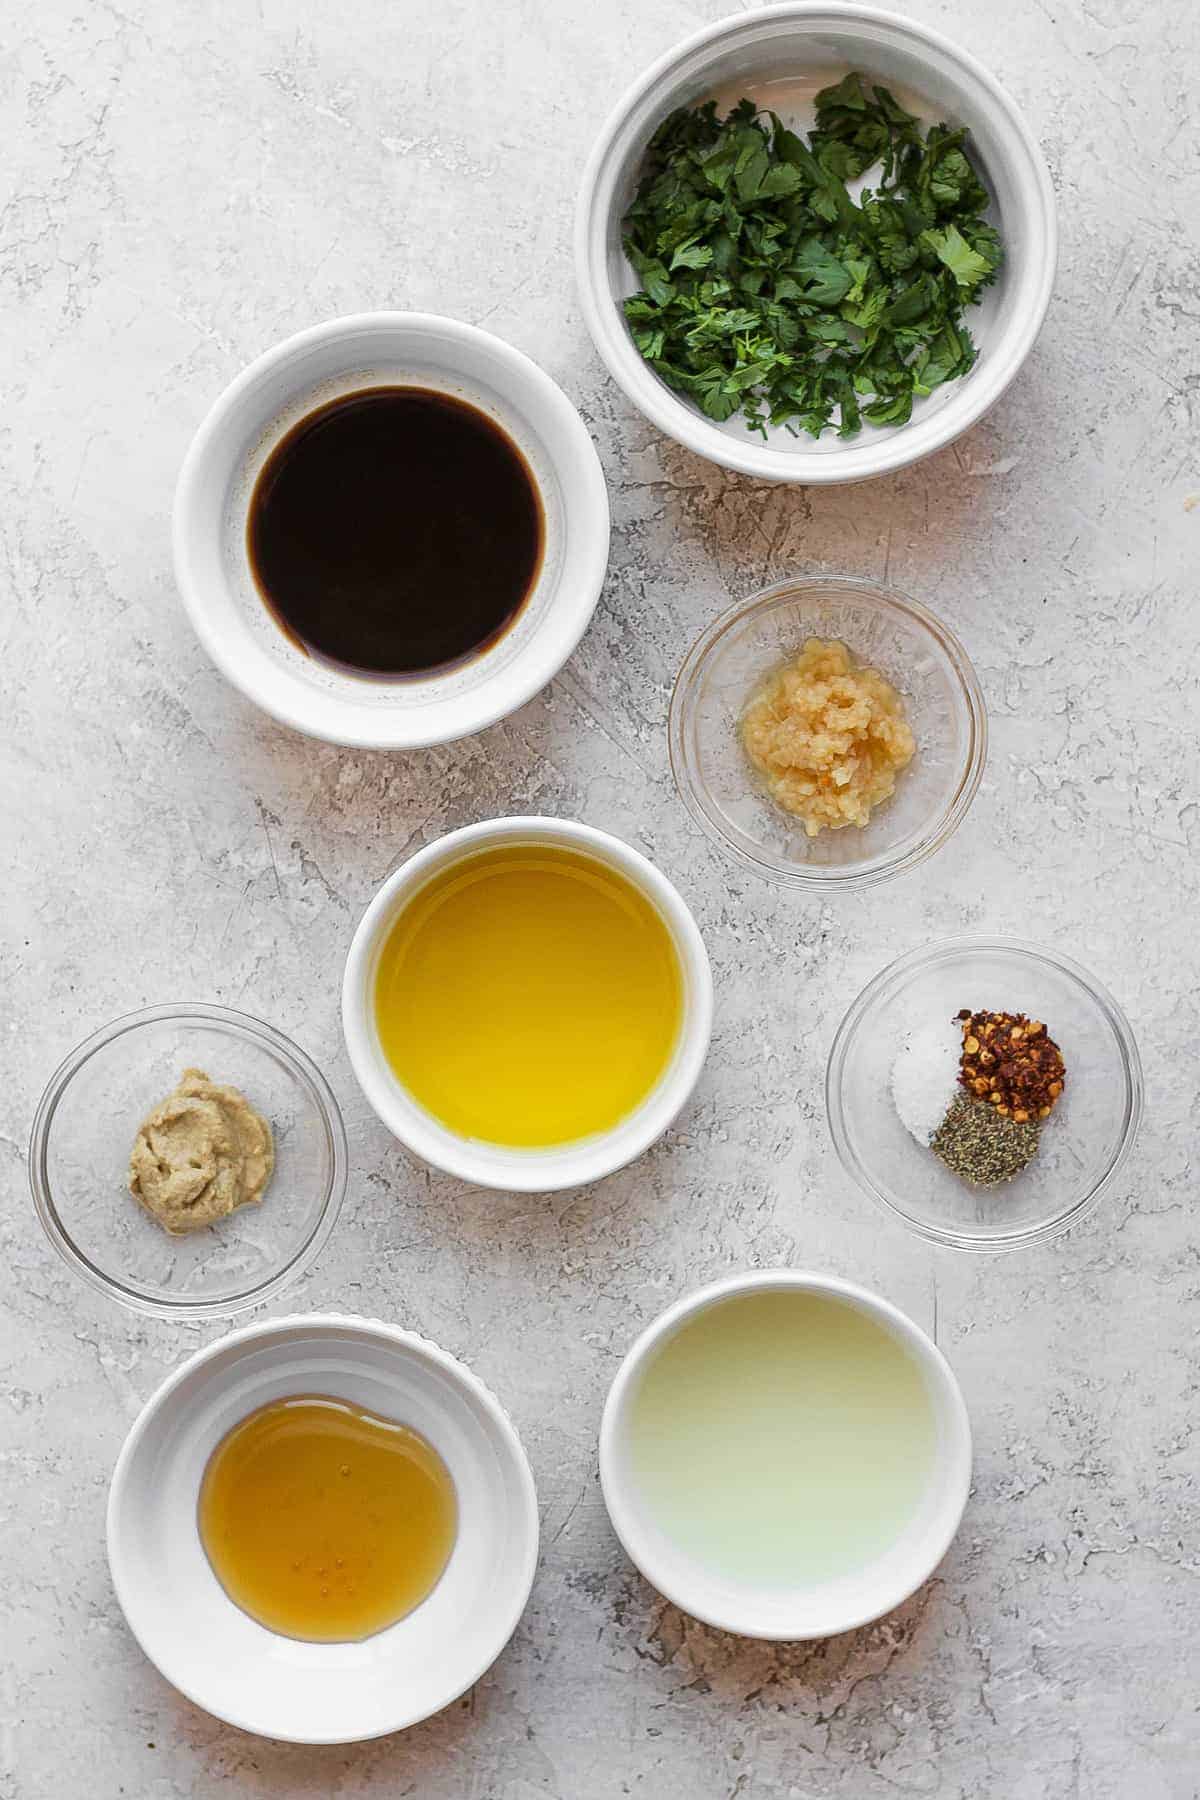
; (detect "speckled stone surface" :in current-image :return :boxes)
[3,0,1198,1794]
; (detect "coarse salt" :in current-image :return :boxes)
[890,1019,961,1147]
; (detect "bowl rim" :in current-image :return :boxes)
[668,574,988,890]
[574,0,1059,484]
[105,1311,541,1742]
[341,816,714,1191]
[598,1267,972,1639]
[172,310,610,748]
[29,1002,349,1318]
[825,934,1146,1251]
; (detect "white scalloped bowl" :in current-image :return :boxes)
[107,1315,539,1742]
[342,817,714,1192]
[173,313,610,746]
[576,3,1057,483]
[600,1270,971,1638]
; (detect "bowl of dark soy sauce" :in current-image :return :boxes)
[173,314,610,748]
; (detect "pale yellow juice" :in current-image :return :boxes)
[627,1290,937,1586]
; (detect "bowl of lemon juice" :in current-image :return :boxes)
[342,817,713,1190]
[600,1270,971,1640]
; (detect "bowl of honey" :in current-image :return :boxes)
[106,1314,539,1742]
[342,816,714,1191]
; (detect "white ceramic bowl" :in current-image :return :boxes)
[342,817,713,1191]
[173,313,610,746]
[575,3,1057,483]
[599,1270,972,1639]
[107,1314,539,1743]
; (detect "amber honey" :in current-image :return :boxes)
[198,1395,457,1642]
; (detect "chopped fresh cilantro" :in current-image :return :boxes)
[620,77,1002,439]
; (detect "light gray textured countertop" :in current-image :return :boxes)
[3,0,1198,1795]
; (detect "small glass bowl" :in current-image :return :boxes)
[30,1004,347,1317]
[826,938,1144,1252]
[668,577,987,891]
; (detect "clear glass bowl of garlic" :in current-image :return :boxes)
[668,576,987,891]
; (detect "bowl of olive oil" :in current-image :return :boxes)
[600,1270,971,1640]
[107,1315,538,1742]
[342,817,714,1190]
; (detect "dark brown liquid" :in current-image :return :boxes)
[247,387,543,678]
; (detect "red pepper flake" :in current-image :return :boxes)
[955,1009,1066,1122]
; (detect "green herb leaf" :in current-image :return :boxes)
[922,223,991,291]
[792,238,855,305]
[620,81,1001,439]
[669,240,714,273]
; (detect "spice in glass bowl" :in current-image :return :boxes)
[889,1005,1070,1190]
[955,1009,1066,1121]
[890,1020,961,1147]
[929,1092,1041,1187]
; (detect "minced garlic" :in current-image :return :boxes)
[739,638,916,837]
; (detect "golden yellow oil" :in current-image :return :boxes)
[373,843,684,1146]
[198,1395,457,1642]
